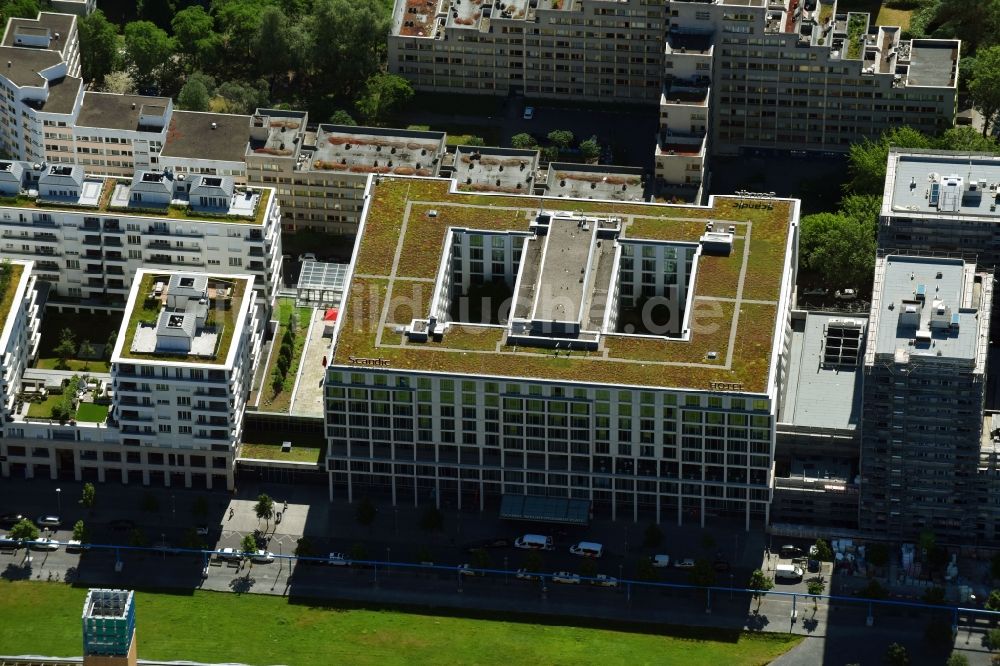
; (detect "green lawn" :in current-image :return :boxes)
[35,357,111,373]
[0,581,801,665]
[26,394,62,418]
[75,402,109,423]
[240,442,323,464]
[259,299,312,413]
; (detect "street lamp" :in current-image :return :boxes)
[386,547,391,577]
[55,488,61,514]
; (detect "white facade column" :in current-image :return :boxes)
[391,474,397,506]
[700,496,706,528]
[347,471,353,503]
[328,472,334,502]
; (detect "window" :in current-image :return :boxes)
[158,424,172,433]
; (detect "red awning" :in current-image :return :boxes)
[324,308,339,322]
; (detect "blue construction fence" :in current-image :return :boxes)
[11,538,1000,632]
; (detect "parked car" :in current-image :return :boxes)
[36,515,61,528]
[31,537,59,551]
[801,287,829,297]
[0,535,19,549]
[463,537,511,552]
[514,534,554,551]
[458,563,483,577]
[109,519,135,532]
[591,574,618,588]
[195,524,210,536]
[834,288,857,301]
[712,560,731,573]
[568,541,604,558]
[775,564,804,582]
[674,558,696,569]
[552,571,581,584]
[217,547,240,562]
[515,568,540,581]
[807,559,821,573]
[327,552,349,566]
[66,540,90,552]
[251,550,275,564]
[523,106,534,120]
[650,554,671,568]
[298,253,317,263]
[779,545,803,559]
[0,513,25,529]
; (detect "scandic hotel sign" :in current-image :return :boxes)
[348,356,391,367]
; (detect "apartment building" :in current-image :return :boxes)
[0,259,41,423]
[0,161,282,308]
[656,0,959,192]
[879,150,1000,270]
[324,175,799,526]
[859,255,996,543]
[244,112,448,233]
[772,309,864,531]
[388,0,665,102]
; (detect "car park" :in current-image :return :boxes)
[552,571,581,584]
[674,558,696,569]
[327,552,349,566]
[251,550,275,564]
[568,541,604,558]
[515,569,540,581]
[0,514,25,529]
[31,538,59,551]
[650,554,671,568]
[591,574,618,588]
[36,515,61,528]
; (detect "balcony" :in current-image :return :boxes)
[665,31,714,56]
[661,78,710,107]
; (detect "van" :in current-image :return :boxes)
[569,541,603,558]
[775,564,804,582]
[514,534,554,550]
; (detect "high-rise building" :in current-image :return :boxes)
[0,259,41,423]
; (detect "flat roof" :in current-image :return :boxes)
[0,45,61,87]
[453,145,539,194]
[869,255,987,364]
[36,75,80,114]
[115,271,252,365]
[160,111,250,163]
[546,163,645,202]
[305,124,445,175]
[887,151,1000,219]
[0,261,28,351]
[531,216,596,322]
[3,13,75,52]
[780,312,864,431]
[76,92,171,131]
[330,177,798,392]
[906,40,958,88]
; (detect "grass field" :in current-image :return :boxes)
[0,582,801,665]
[75,402,109,423]
[239,442,323,463]
[25,394,62,418]
[836,0,914,29]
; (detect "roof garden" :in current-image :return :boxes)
[331,177,797,392]
[0,261,26,341]
[116,271,250,365]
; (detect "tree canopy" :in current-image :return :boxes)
[124,21,176,87]
[799,211,875,289]
[78,10,120,85]
[355,73,413,124]
[969,46,1000,136]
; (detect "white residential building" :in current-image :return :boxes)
[0,259,41,422]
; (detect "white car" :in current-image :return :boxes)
[551,571,581,584]
[650,554,671,568]
[591,574,618,588]
[251,550,275,564]
[674,558,696,569]
[515,568,540,581]
[36,515,61,528]
[327,552,349,566]
[834,288,857,300]
[66,539,89,552]
[523,106,534,120]
[299,253,317,263]
[31,537,59,551]
[458,563,482,577]
[218,547,240,562]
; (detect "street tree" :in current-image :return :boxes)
[294,536,314,558]
[355,497,376,527]
[304,0,391,101]
[102,71,137,96]
[846,126,931,195]
[124,21,176,87]
[812,539,833,562]
[643,524,663,549]
[80,482,96,510]
[178,77,211,111]
[356,73,414,124]
[511,133,537,149]
[636,557,658,581]
[883,642,909,666]
[240,532,257,557]
[806,579,825,597]
[579,135,601,162]
[103,330,117,361]
[969,46,1000,136]
[799,212,875,289]
[688,559,716,587]
[748,569,774,611]
[72,520,89,543]
[936,126,1000,154]
[547,130,574,150]
[524,551,543,573]
[945,653,969,666]
[128,528,148,547]
[470,548,491,570]
[985,589,1000,611]
[54,328,77,369]
[254,494,274,529]
[9,518,38,542]
[78,340,95,371]
[78,10,119,84]
[329,110,357,126]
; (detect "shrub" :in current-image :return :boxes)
[813,539,834,562]
[884,642,909,665]
[988,627,1000,650]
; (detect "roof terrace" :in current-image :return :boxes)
[331,176,798,392]
[305,124,446,176]
[544,163,645,202]
[247,109,307,159]
[453,145,539,193]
